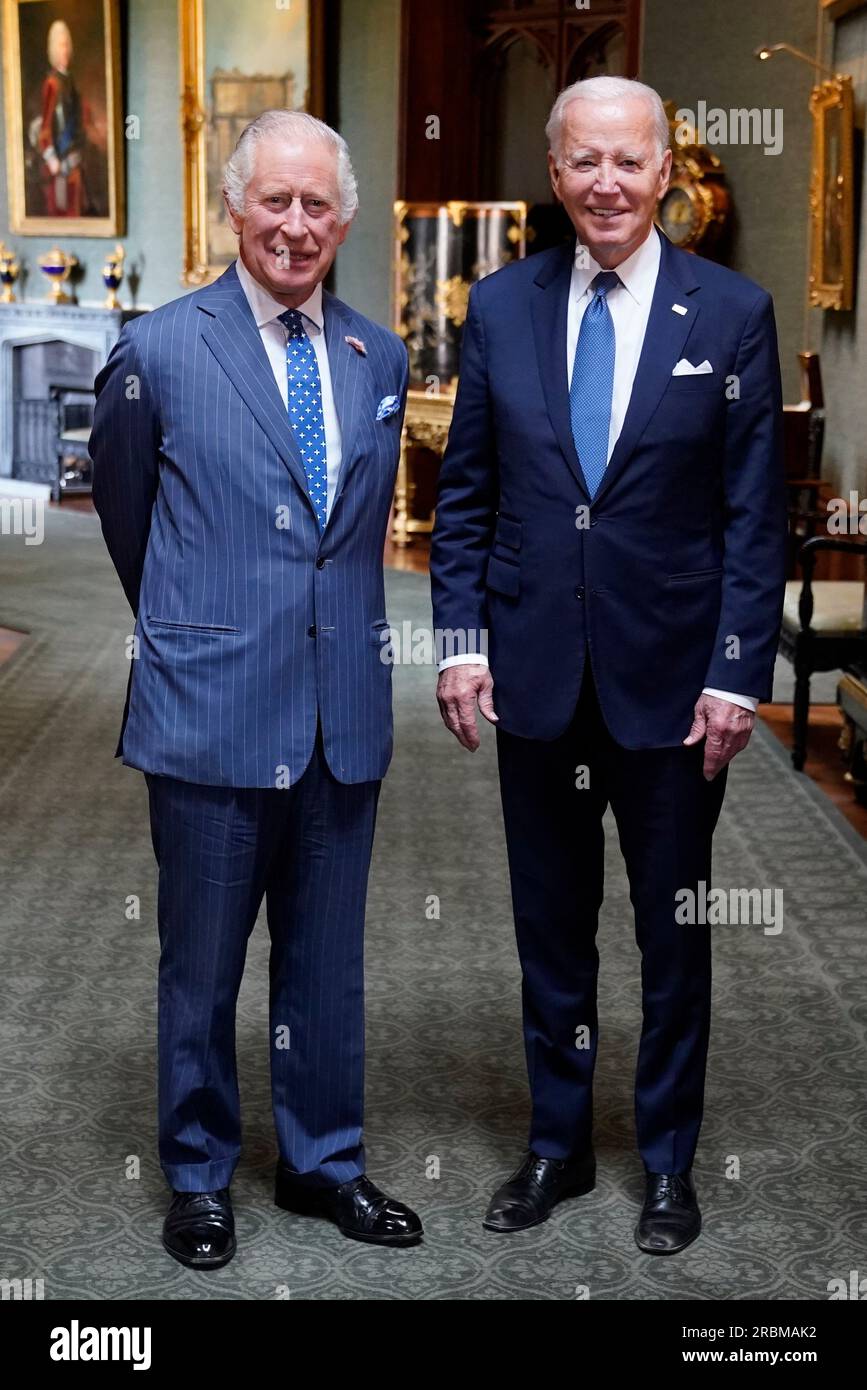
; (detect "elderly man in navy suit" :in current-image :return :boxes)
[430,77,786,1253]
[91,110,421,1267]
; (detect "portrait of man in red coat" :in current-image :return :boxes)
[36,19,90,215]
[17,6,112,222]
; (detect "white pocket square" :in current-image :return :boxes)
[672,358,713,376]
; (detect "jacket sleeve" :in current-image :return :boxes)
[429,282,498,661]
[89,323,161,616]
[702,292,787,700]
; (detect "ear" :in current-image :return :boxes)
[223,189,243,235]
[336,212,355,247]
[657,147,673,199]
[548,149,563,204]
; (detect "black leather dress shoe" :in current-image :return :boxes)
[635,1170,701,1254]
[275,1167,423,1246]
[162,1188,236,1269]
[483,1149,596,1233]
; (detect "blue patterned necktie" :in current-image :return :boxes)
[569,270,620,499]
[278,308,328,529]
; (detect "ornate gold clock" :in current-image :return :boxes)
[658,106,732,255]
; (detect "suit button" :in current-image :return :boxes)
[315,557,326,570]
[574,586,585,600]
[307,625,317,637]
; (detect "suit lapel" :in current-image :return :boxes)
[591,230,701,508]
[531,230,703,507]
[530,242,591,500]
[196,264,318,519]
[322,290,372,508]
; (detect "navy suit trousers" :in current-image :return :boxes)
[496,664,728,1174]
[146,735,380,1192]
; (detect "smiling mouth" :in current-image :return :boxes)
[588,208,627,219]
[273,247,315,265]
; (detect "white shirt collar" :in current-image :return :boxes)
[573,224,660,307]
[234,255,324,332]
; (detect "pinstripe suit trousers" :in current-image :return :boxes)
[146,733,380,1192]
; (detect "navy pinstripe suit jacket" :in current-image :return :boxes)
[90,261,409,788]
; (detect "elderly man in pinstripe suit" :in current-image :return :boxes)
[90,110,422,1268]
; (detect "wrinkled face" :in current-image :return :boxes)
[548,96,671,268]
[225,134,351,307]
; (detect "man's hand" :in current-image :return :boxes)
[436,664,498,751]
[683,693,755,780]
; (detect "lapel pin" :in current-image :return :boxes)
[672,303,688,316]
[345,335,367,356]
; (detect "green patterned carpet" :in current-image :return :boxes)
[1,509,866,1300]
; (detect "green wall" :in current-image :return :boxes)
[0,0,401,320]
[332,0,401,324]
[642,0,819,403]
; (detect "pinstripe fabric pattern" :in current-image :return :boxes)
[90,261,409,788]
[90,263,408,1192]
[146,741,378,1191]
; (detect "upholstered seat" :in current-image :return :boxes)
[778,539,867,770]
[782,580,865,635]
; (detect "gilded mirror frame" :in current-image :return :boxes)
[809,74,854,311]
[179,0,325,286]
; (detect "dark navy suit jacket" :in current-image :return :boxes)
[430,229,787,748]
[91,262,408,787]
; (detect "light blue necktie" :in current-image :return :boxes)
[278,308,328,529]
[569,271,620,500]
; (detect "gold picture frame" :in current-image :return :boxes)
[809,74,854,311]
[2,0,124,235]
[821,0,867,21]
[179,0,325,286]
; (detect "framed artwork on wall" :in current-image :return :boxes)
[809,75,855,310]
[2,0,124,235]
[179,0,326,286]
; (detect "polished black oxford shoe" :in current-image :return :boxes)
[483,1149,596,1233]
[275,1167,423,1246]
[635,1170,701,1255]
[162,1188,236,1269]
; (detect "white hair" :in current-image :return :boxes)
[222,109,358,225]
[546,76,670,164]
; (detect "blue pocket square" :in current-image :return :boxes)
[376,395,400,421]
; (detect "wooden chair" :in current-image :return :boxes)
[778,535,867,770]
[783,351,826,578]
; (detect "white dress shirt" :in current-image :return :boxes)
[566,222,660,461]
[235,255,342,520]
[439,228,757,713]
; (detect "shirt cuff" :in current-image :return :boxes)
[438,653,490,674]
[702,687,758,713]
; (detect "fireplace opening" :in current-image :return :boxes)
[12,338,99,498]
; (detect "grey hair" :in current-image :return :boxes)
[546,76,670,164]
[223,109,358,225]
